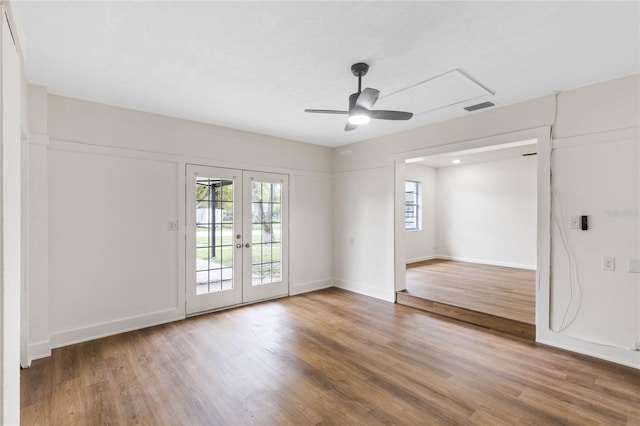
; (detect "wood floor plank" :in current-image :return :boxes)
[396,291,536,340]
[405,259,535,324]
[21,288,639,425]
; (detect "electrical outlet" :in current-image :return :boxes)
[167,220,178,231]
[634,341,640,352]
[570,216,580,229]
[602,257,615,272]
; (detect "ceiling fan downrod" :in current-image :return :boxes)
[351,62,369,94]
[304,62,412,131]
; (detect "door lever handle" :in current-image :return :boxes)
[245,243,251,248]
[236,243,242,248]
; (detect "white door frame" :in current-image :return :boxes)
[186,164,243,314]
[185,164,289,315]
[242,170,289,303]
[392,126,551,342]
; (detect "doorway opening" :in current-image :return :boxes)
[395,135,544,340]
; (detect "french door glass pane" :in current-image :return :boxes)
[251,181,282,285]
[195,177,235,294]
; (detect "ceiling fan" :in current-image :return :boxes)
[305,63,413,131]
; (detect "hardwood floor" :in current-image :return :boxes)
[403,259,536,324]
[22,288,639,425]
[396,292,536,341]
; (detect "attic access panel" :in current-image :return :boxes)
[379,69,493,115]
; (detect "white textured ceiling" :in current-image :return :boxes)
[15,1,640,147]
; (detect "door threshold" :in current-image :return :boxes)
[186,293,289,318]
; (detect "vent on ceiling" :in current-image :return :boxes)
[380,69,493,115]
[522,152,537,157]
[464,101,495,112]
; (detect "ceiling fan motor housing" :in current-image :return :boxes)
[351,62,369,77]
[304,62,412,131]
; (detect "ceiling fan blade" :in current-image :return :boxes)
[345,121,358,131]
[369,110,413,120]
[304,109,348,114]
[355,88,380,110]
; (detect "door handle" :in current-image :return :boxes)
[245,243,251,248]
[236,243,242,248]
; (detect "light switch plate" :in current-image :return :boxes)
[629,258,640,273]
[570,216,580,230]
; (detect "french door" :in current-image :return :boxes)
[185,165,288,315]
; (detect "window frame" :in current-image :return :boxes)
[405,180,421,231]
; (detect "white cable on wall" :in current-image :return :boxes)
[550,191,582,332]
[548,91,636,351]
[549,91,583,333]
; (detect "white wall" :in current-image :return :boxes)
[550,135,639,349]
[436,156,537,269]
[333,94,553,304]
[404,163,436,263]
[0,9,22,424]
[333,95,554,172]
[333,167,395,301]
[334,74,639,367]
[29,94,334,357]
[26,85,49,361]
[543,75,639,366]
[19,70,30,368]
[47,96,331,174]
[289,174,333,294]
[48,150,179,334]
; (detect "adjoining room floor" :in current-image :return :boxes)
[404,259,535,325]
[21,288,638,425]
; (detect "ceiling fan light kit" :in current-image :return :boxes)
[348,106,370,125]
[348,113,370,125]
[305,62,413,132]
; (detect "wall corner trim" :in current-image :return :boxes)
[289,279,334,296]
[28,340,51,363]
[333,278,396,303]
[2,1,27,62]
[406,255,438,265]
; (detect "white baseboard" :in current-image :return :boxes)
[405,255,437,265]
[29,339,52,362]
[290,279,334,296]
[49,307,185,351]
[537,332,640,370]
[437,255,536,270]
[333,278,395,303]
